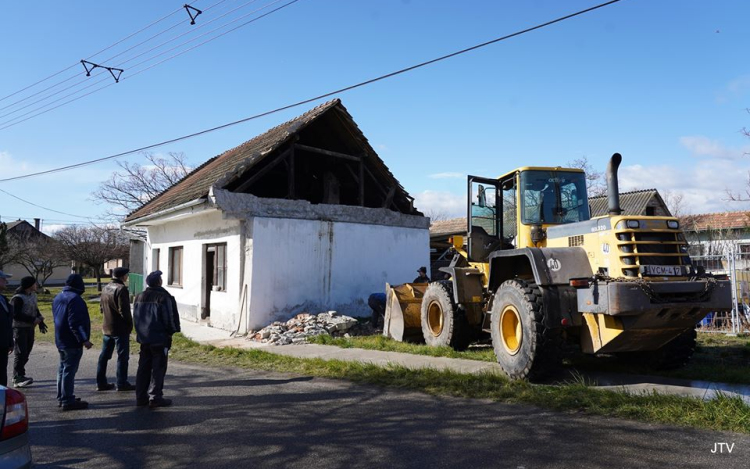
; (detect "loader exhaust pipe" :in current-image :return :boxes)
[606,153,623,215]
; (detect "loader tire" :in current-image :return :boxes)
[618,328,697,370]
[420,281,471,351]
[490,279,561,380]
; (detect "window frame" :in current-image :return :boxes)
[168,246,183,287]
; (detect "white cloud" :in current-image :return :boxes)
[428,172,464,179]
[679,135,749,160]
[619,159,750,214]
[413,190,465,219]
[727,75,750,95]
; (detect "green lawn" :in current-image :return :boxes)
[34,288,750,434]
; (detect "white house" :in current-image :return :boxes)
[123,99,429,332]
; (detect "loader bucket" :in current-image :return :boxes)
[383,283,428,343]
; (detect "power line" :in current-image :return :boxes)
[0,3,188,104]
[0,0,296,131]
[0,0,624,182]
[0,0,230,118]
[0,188,99,219]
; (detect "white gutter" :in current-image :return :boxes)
[121,198,207,227]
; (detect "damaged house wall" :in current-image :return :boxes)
[125,99,430,333]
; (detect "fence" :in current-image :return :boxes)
[129,273,144,299]
[692,252,750,334]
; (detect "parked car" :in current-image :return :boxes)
[0,385,32,468]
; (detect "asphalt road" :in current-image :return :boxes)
[19,342,750,468]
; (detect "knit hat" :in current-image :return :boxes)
[113,267,130,279]
[20,276,36,290]
[65,274,85,293]
[417,266,427,274]
[146,270,163,287]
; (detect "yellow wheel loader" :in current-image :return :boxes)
[385,153,731,380]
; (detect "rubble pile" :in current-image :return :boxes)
[248,311,372,345]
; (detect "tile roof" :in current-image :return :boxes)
[124,99,414,223]
[681,211,750,232]
[430,218,465,237]
[589,189,668,217]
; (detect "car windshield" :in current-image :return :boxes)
[520,170,589,224]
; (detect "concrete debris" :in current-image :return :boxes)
[247,311,372,345]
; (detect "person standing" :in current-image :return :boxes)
[96,267,135,392]
[53,274,92,411]
[133,270,180,408]
[10,276,47,387]
[0,271,14,387]
[413,266,431,284]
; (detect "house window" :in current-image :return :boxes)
[152,248,160,271]
[206,243,227,291]
[740,244,750,260]
[168,246,183,286]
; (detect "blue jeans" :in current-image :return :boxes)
[96,334,130,387]
[57,347,83,405]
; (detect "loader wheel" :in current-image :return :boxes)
[420,281,471,351]
[617,328,697,370]
[490,279,561,380]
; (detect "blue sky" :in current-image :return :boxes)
[1,0,749,231]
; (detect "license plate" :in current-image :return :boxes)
[640,265,688,276]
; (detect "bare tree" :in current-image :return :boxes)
[11,235,68,287]
[424,209,453,223]
[92,152,191,217]
[54,225,129,291]
[662,190,689,218]
[568,156,607,197]
[0,222,16,270]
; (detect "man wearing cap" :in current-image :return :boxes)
[53,274,93,411]
[96,267,135,392]
[133,270,180,408]
[0,271,15,387]
[10,276,47,388]
[413,266,431,284]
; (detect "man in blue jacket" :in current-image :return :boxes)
[53,274,93,411]
[133,270,180,408]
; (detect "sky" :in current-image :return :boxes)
[1,0,749,233]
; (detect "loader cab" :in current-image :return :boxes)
[467,167,589,261]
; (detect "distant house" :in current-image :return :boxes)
[123,99,429,332]
[680,211,750,272]
[588,189,671,217]
[1,219,70,286]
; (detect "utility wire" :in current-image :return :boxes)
[0,0,623,182]
[0,0,229,116]
[0,0,300,131]
[0,188,99,219]
[0,3,187,104]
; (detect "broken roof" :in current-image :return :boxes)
[124,99,418,223]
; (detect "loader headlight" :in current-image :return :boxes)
[667,220,679,229]
[626,220,640,229]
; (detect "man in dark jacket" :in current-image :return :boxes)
[96,267,135,391]
[413,266,431,284]
[133,270,180,408]
[11,276,46,388]
[53,274,93,411]
[0,270,15,387]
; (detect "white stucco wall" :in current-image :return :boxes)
[247,216,428,330]
[145,209,243,331]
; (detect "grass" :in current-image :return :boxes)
[34,287,750,434]
[309,330,750,385]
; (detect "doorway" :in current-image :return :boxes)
[202,248,215,319]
